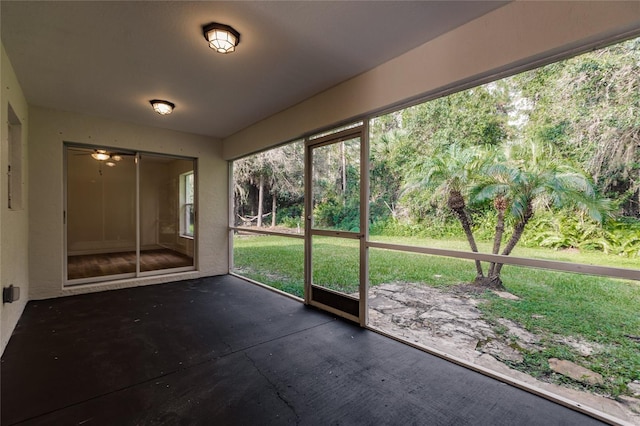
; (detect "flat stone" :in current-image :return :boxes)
[617,396,640,415]
[628,381,640,397]
[558,336,603,357]
[496,318,540,348]
[368,295,403,309]
[419,309,458,321]
[492,290,520,300]
[478,339,524,363]
[548,358,604,385]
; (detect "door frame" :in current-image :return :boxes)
[304,123,369,326]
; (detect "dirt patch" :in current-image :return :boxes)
[368,282,639,424]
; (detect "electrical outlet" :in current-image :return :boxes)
[3,285,20,303]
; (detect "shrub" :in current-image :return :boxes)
[314,198,360,231]
[521,212,640,257]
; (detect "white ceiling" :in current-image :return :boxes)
[1,1,507,139]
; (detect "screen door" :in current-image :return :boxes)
[305,125,368,324]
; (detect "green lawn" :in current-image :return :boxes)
[233,233,640,397]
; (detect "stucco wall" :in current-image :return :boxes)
[1,44,30,353]
[28,107,227,300]
[222,1,640,159]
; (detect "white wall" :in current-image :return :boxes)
[139,158,167,249]
[29,107,227,300]
[222,1,640,159]
[1,44,30,353]
[67,149,137,254]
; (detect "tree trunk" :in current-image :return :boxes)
[637,168,640,217]
[448,190,484,279]
[474,275,505,289]
[271,192,277,228]
[257,174,264,227]
[493,203,534,277]
[488,200,506,277]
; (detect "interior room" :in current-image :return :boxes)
[1,1,639,424]
[65,146,196,282]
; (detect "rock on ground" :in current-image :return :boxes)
[548,358,604,385]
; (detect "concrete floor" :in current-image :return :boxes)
[1,275,606,425]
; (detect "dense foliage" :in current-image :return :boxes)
[233,37,640,269]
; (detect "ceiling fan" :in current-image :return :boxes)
[77,149,135,167]
[90,149,122,167]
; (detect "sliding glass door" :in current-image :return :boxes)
[66,146,137,281]
[65,145,196,284]
[139,154,195,274]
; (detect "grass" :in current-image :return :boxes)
[233,233,640,397]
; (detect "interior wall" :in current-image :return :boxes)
[67,148,137,254]
[222,1,640,159]
[29,106,226,300]
[139,158,167,249]
[1,44,29,353]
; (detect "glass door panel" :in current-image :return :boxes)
[307,127,365,322]
[139,154,196,274]
[311,137,360,232]
[66,146,136,281]
[311,235,360,316]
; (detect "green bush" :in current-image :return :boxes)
[274,205,304,228]
[370,216,465,239]
[279,215,303,229]
[606,218,640,257]
[314,198,360,231]
[372,209,640,258]
[522,212,640,257]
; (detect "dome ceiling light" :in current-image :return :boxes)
[202,22,240,54]
[149,99,175,115]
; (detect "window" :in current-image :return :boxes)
[230,36,640,422]
[181,171,195,237]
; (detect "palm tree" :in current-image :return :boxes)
[406,141,610,289]
[405,143,487,281]
[472,141,611,287]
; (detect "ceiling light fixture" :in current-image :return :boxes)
[90,150,126,167]
[91,150,110,161]
[203,22,240,54]
[150,99,175,115]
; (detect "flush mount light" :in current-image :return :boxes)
[203,22,240,54]
[150,99,175,115]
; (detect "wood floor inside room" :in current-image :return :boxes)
[67,248,193,279]
[1,275,607,426]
